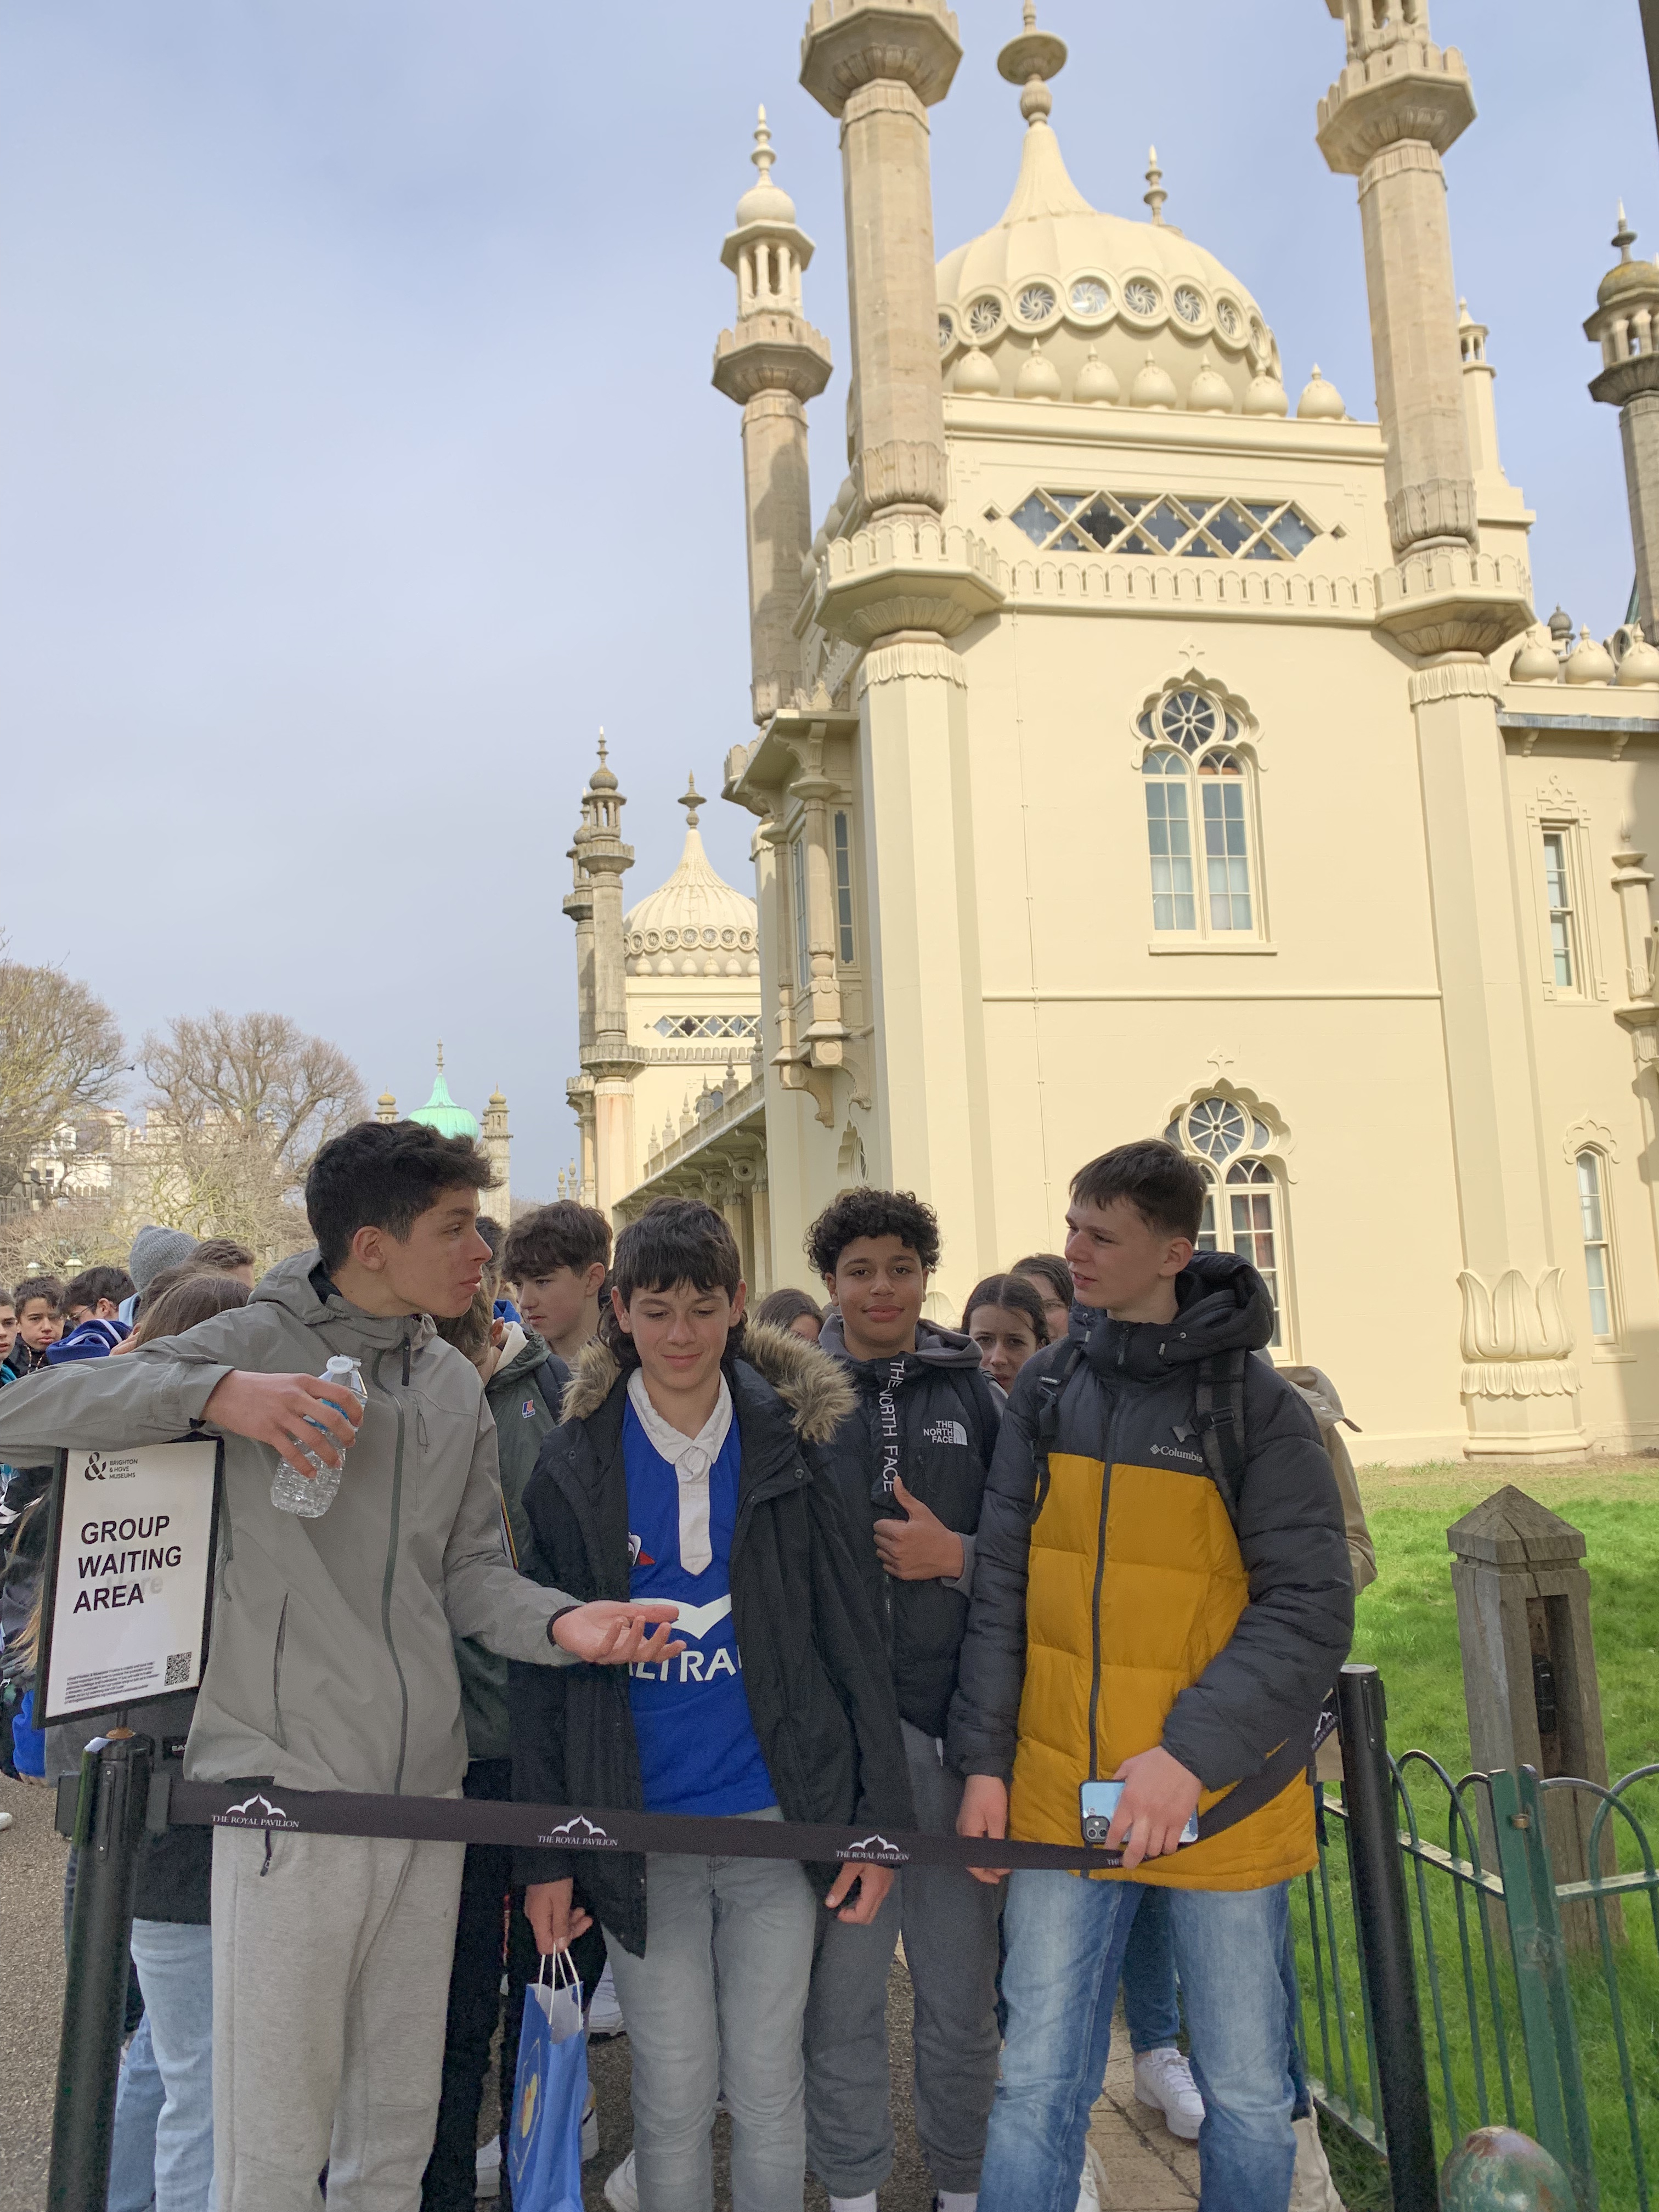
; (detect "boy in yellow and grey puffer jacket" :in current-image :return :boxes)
[950,1139,1354,2212]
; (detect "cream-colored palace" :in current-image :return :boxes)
[562,0,1659,1464]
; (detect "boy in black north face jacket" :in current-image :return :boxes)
[802,1189,1002,2212]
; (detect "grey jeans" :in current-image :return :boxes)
[603,1808,818,2212]
[803,1721,1003,2197]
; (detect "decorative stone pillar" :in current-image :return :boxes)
[713,111,833,724]
[1584,207,1659,640]
[799,0,960,525]
[480,1089,512,1224]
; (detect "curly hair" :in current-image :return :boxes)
[804,1188,941,1281]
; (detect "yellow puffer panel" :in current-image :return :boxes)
[1009,1453,1316,1889]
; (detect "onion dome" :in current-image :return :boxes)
[624,776,760,977]
[1617,623,1659,685]
[1596,205,1657,311]
[1243,370,1290,418]
[1509,628,1561,684]
[1296,365,1346,421]
[952,345,1001,396]
[1564,627,1616,685]
[410,1046,479,1141]
[1130,352,1177,410]
[1015,338,1062,398]
[938,7,1285,416]
[1073,345,1119,404]
[589,733,618,792]
[734,106,797,230]
[1187,354,1233,414]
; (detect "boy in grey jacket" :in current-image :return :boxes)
[0,1121,681,2212]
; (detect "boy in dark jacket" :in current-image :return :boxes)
[511,1197,912,2212]
[800,1189,1002,2212]
[951,1141,1355,2212]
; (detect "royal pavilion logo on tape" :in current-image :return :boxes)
[836,1831,911,1867]
[536,1813,620,1849]
[215,1792,300,1831]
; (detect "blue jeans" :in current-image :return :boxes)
[980,1873,1296,2212]
[129,1921,216,2211]
[1121,1885,1182,2052]
[110,2013,163,2212]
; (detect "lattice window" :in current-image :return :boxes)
[1008,489,1318,561]
[652,1015,760,1041]
[1166,1097,1287,1347]
[1139,692,1260,937]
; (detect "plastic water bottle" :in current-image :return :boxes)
[270,1356,368,1519]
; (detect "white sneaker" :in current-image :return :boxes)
[1133,2045,1204,2141]
[603,2149,639,2212]
[583,2084,599,2163]
[1075,2142,1108,2210]
[0,1809,13,1832]
[475,2136,501,2201]
[1290,2113,1347,2212]
[588,1960,625,2039]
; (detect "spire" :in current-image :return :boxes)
[591,728,617,791]
[1615,201,1637,262]
[436,1040,444,1073]
[1144,145,1167,226]
[993,3,1092,227]
[996,2,1068,127]
[680,773,703,828]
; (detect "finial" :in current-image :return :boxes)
[597,728,607,765]
[752,104,775,183]
[436,1040,444,1071]
[1615,201,1637,261]
[1144,145,1167,226]
[997,4,1066,120]
[680,773,703,828]
[1023,0,1036,25]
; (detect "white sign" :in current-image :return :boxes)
[39,1438,222,1725]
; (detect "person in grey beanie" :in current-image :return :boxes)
[124,1226,200,1323]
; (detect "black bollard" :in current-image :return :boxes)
[47,1732,155,2212]
[1338,1664,1440,2212]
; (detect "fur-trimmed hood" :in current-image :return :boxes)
[558,1318,856,1444]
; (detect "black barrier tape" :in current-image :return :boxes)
[166,1778,1143,1872]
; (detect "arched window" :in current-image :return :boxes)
[1166,1094,1288,1348]
[1139,691,1259,937]
[1575,1150,1621,1343]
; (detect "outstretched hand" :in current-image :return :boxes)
[550,1601,685,1667]
[202,1370,363,1480]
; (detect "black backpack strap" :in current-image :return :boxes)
[1029,1342,1087,1522]
[1193,1727,1313,1843]
[1193,1347,1248,1518]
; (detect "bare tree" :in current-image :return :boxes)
[142,1011,366,1186]
[0,953,127,1194]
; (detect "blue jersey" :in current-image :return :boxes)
[622,1400,775,1819]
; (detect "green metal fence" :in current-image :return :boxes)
[1294,1707,1659,2210]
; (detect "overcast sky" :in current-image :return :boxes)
[2,1,1653,1200]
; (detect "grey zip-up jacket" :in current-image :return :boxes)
[0,1250,579,1797]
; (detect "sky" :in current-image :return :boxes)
[3,0,1655,1200]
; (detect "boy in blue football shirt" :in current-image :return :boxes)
[510,1198,912,2212]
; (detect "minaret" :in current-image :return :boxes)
[799,0,960,522]
[714,110,833,725]
[1585,206,1659,637]
[1316,0,1478,556]
[480,1088,511,1224]
[563,753,600,1205]
[1318,5,1574,1457]
[375,1090,397,1125]
[573,737,642,1221]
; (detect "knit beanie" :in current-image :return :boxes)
[128,1224,200,1295]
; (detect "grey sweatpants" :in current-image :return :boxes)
[803,1721,1003,2197]
[211,1824,465,2211]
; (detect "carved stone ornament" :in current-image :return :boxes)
[1316,35,1476,175]
[1378,549,1533,659]
[1561,1117,1618,1167]
[1457,1267,1579,1398]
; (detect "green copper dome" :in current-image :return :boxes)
[409,1049,479,1141]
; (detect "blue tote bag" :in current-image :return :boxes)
[507,1948,588,2212]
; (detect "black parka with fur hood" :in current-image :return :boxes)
[509,1322,916,1956]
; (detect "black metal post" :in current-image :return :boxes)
[47,1733,154,2212]
[1641,0,1659,155]
[1337,1663,1440,2212]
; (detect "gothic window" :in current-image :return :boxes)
[1139,692,1259,937]
[1576,1151,1621,1342]
[1539,830,1579,991]
[1166,1097,1288,1347]
[833,811,856,967]
[652,1015,759,1041]
[1008,489,1318,561]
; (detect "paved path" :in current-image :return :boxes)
[1,1769,1199,2212]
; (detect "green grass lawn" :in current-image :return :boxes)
[1304,1461,1659,2208]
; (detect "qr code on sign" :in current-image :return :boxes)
[165,1651,193,1688]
